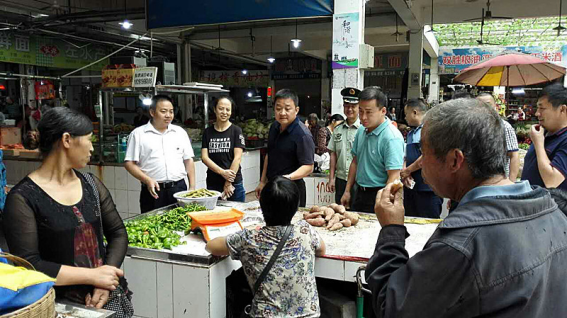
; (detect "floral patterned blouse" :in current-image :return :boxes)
[226,220,322,318]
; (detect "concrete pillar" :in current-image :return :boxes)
[428,55,439,104]
[407,28,424,99]
[331,0,365,116]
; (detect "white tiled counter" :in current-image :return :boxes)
[3,150,261,221]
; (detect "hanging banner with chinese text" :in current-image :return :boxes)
[199,70,270,87]
[0,32,109,70]
[438,45,567,74]
[332,13,359,69]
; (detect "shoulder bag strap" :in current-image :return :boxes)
[252,224,293,295]
[80,171,105,245]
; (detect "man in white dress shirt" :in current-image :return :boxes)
[125,95,196,213]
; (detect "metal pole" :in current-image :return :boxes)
[98,90,104,164]
[19,78,27,135]
[204,92,209,128]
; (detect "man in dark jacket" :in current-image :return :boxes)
[367,98,567,318]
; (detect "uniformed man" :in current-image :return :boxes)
[327,87,361,205]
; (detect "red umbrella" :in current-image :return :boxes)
[454,52,566,87]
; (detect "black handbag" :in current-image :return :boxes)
[242,225,293,317]
[83,172,134,318]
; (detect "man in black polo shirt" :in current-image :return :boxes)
[521,84,567,190]
[255,89,315,207]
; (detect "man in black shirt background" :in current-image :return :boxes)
[255,89,315,207]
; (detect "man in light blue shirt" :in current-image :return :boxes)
[340,87,404,213]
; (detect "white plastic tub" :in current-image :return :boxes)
[173,190,221,210]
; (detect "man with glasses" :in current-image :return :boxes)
[327,87,361,205]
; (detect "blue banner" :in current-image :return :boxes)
[147,0,333,29]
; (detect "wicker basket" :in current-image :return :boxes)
[0,288,56,318]
[0,252,56,318]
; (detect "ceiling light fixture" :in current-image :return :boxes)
[139,94,153,106]
[120,20,133,29]
[267,36,276,63]
[291,20,302,49]
[242,69,248,75]
[119,0,132,29]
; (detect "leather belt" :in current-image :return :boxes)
[358,185,383,192]
[157,179,184,189]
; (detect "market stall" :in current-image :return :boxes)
[121,201,439,318]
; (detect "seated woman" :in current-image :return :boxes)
[2,107,130,313]
[206,176,326,317]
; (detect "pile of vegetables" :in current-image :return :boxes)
[303,203,360,231]
[181,188,218,198]
[242,119,271,140]
[125,203,206,250]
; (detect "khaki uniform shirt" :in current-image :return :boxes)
[328,119,361,181]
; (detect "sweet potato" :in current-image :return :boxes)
[329,222,344,231]
[306,217,326,227]
[333,205,346,214]
[310,205,321,213]
[338,214,345,220]
[326,214,342,229]
[340,219,352,227]
[323,208,335,221]
[328,203,338,210]
[343,212,360,225]
[304,211,324,219]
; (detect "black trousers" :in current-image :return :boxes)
[335,178,358,209]
[140,179,187,213]
[294,179,307,207]
[403,188,443,218]
[352,185,382,213]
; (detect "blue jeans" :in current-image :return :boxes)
[229,182,246,202]
[208,181,246,202]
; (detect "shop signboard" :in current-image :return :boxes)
[438,45,567,74]
[147,0,333,29]
[332,12,360,69]
[271,57,322,80]
[133,67,158,88]
[200,70,269,87]
[0,32,109,70]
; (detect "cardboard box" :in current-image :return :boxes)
[116,68,135,87]
[0,127,22,146]
[102,68,118,88]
